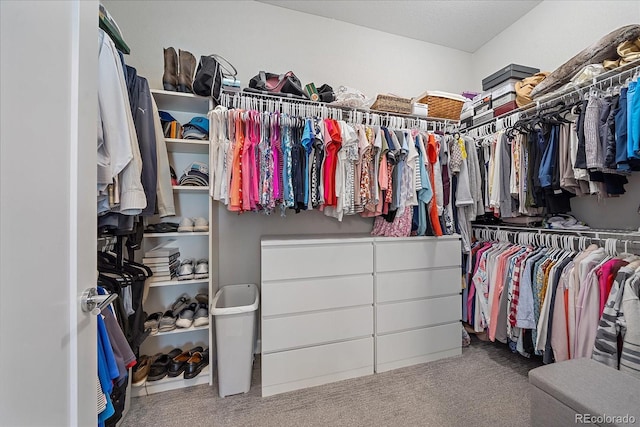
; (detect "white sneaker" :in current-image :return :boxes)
[177,259,195,280]
[194,259,209,279]
[193,217,209,232]
[178,217,194,232]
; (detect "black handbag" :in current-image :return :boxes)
[192,54,237,102]
[248,71,308,98]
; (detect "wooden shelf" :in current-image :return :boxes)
[154,324,209,337]
[165,138,209,154]
[144,231,209,237]
[148,278,209,288]
[172,185,209,192]
[131,366,210,397]
[151,89,211,114]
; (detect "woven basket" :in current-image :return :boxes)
[415,91,466,120]
[371,94,412,115]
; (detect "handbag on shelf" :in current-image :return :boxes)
[248,71,308,98]
[192,54,237,102]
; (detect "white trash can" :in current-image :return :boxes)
[211,283,259,397]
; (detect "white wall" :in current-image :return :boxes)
[102,0,475,288]
[472,0,640,230]
[471,1,640,89]
[103,0,474,98]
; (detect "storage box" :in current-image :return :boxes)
[482,64,539,91]
[473,96,492,115]
[492,92,517,109]
[371,94,412,114]
[212,283,260,398]
[494,100,518,117]
[414,91,467,120]
[411,102,429,117]
[490,79,519,100]
[460,116,473,130]
[473,109,494,126]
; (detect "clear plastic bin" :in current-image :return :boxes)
[211,283,259,397]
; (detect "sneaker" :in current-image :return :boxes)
[143,312,163,335]
[194,259,209,279]
[178,217,194,232]
[158,310,178,332]
[193,217,209,232]
[177,259,195,281]
[176,303,198,328]
[193,303,209,327]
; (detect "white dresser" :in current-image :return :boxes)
[260,235,461,397]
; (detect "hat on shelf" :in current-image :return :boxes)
[182,117,209,140]
[178,161,209,186]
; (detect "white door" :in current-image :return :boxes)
[0,1,98,425]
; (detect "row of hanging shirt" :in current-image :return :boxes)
[466,71,640,220]
[467,230,640,378]
[207,106,480,241]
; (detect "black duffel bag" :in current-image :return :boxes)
[192,54,237,102]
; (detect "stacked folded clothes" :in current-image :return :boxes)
[178,161,209,187]
[182,117,209,140]
[543,214,590,230]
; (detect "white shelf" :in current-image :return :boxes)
[144,231,209,237]
[151,89,211,114]
[172,185,209,192]
[148,278,210,288]
[165,138,209,154]
[131,366,210,397]
[154,324,209,337]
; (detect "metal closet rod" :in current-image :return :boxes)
[219,89,457,127]
[471,224,640,241]
[464,58,640,134]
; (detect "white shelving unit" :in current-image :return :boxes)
[132,89,218,397]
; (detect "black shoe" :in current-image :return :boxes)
[147,348,182,381]
[168,346,203,377]
[184,348,209,379]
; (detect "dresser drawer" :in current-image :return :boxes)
[375,239,460,272]
[376,268,461,303]
[262,337,374,396]
[262,242,373,281]
[262,274,373,316]
[262,306,373,353]
[376,323,461,372]
[376,295,460,334]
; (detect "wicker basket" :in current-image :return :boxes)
[414,91,467,120]
[370,94,412,115]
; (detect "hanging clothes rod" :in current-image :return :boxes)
[463,59,640,133]
[219,89,456,128]
[471,224,640,240]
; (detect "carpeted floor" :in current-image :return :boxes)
[122,336,542,427]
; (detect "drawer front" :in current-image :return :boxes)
[375,239,460,272]
[376,323,460,368]
[262,242,373,281]
[262,337,374,389]
[377,295,460,334]
[262,306,373,353]
[376,268,461,303]
[262,274,373,316]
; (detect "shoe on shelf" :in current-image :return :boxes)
[168,346,203,378]
[162,47,178,91]
[178,217,194,232]
[177,49,196,93]
[176,302,198,328]
[194,259,209,279]
[170,293,190,314]
[132,354,153,386]
[193,303,209,327]
[194,293,208,304]
[145,222,179,233]
[143,312,163,336]
[184,348,209,379]
[177,259,195,281]
[158,310,178,332]
[193,217,209,232]
[147,348,182,382]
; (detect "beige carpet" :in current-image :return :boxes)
[121,336,542,427]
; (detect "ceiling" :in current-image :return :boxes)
[257,0,542,53]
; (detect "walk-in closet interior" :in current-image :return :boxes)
[1,1,640,426]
